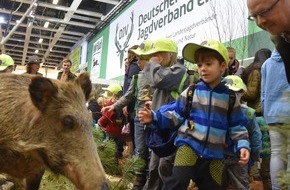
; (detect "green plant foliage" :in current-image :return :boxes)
[93,128,121,175]
[39,172,73,190]
[111,156,145,190]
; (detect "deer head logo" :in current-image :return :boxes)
[114,12,134,69]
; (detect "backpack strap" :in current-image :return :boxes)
[133,74,139,97]
[228,89,236,117]
[171,71,188,99]
[183,84,196,119]
[179,84,196,130]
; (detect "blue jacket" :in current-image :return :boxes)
[152,81,250,159]
[261,49,290,124]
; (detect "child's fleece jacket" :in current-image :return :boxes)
[151,80,250,159]
[225,104,262,161]
[241,105,262,161]
[98,100,122,137]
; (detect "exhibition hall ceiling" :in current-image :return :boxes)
[0,0,130,68]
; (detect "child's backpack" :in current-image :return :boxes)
[146,83,236,158]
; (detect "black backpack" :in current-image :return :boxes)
[146,84,236,158]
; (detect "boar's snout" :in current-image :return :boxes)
[65,161,108,190]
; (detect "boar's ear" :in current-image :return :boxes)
[29,76,58,112]
[74,72,92,101]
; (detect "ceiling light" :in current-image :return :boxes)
[44,21,49,28]
[29,10,35,18]
[16,19,20,23]
[52,0,59,5]
[35,49,39,53]
[38,38,43,43]
[0,17,6,24]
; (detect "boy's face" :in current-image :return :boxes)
[137,56,148,70]
[228,51,236,65]
[4,65,14,73]
[197,56,226,88]
[149,52,172,67]
[160,52,172,67]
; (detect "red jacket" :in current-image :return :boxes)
[98,100,122,136]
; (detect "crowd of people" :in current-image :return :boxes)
[94,36,289,190]
[1,0,290,189]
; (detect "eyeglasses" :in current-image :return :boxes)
[247,0,280,21]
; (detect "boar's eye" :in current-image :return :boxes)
[62,115,75,129]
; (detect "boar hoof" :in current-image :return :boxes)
[101,182,110,190]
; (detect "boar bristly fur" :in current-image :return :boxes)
[0,73,109,190]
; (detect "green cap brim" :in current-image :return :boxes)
[130,49,151,60]
[183,41,229,64]
[0,65,8,71]
[182,43,204,63]
[129,49,143,56]
[225,85,242,92]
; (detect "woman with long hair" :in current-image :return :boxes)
[241,48,272,116]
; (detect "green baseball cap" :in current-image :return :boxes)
[143,38,178,56]
[182,40,229,65]
[102,83,122,97]
[224,75,247,92]
[129,40,153,57]
[0,54,14,71]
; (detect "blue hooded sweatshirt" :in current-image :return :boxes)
[261,49,290,124]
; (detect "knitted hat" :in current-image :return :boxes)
[183,40,229,65]
[0,54,14,71]
[28,55,42,64]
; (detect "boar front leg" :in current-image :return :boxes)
[25,170,45,190]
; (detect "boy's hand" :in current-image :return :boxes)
[101,105,114,113]
[149,56,161,63]
[239,148,250,166]
[122,106,128,117]
[144,101,152,109]
[138,107,152,124]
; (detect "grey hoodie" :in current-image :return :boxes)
[143,61,188,111]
